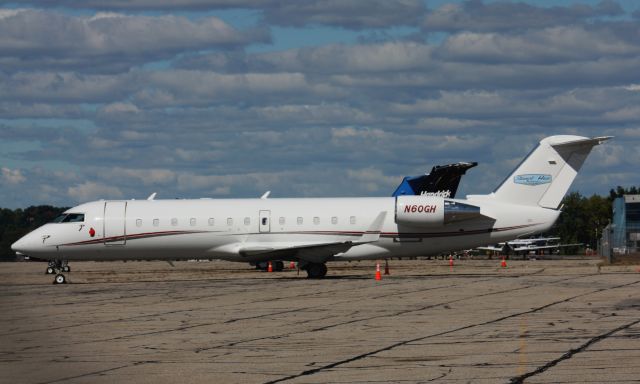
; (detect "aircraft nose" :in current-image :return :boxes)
[11,237,27,253]
[11,232,42,255]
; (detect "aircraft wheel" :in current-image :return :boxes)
[46,267,55,275]
[54,274,66,284]
[274,261,284,272]
[306,263,327,279]
[63,266,71,273]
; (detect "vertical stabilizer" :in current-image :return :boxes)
[492,135,611,209]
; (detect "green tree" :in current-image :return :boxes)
[0,206,68,261]
[550,192,612,252]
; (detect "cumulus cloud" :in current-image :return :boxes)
[1,1,639,208]
[0,9,269,73]
[331,127,386,139]
[437,25,640,64]
[0,0,271,11]
[177,42,435,74]
[262,0,425,29]
[5,0,425,30]
[67,181,123,202]
[1,167,26,184]
[423,0,624,33]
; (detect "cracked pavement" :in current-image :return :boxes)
[1,259,639,383]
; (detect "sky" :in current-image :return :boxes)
[0,0,639,209]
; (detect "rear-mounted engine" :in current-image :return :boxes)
[395,196,483,227]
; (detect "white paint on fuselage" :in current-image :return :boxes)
[15,196,559,262]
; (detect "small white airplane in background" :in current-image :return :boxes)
[12,135,610,283]
[477,237,582,255]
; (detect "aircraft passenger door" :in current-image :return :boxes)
[104,201,127,245]
[259,210,271,233]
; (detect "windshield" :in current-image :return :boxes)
[51,213,85,223]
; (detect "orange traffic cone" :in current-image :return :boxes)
[289,261,296,269]
[501,257,507,268]
[268,261,273,272]
[375,262,382,281]
[449,255,454,267]
[384,260,390,275]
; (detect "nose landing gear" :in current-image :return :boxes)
[46,260,70,284]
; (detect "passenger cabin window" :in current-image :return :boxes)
[313,217,320,225]
[153,219,159,227]
[171,218,178,226]
[297,217,303,225]
[190,218,196,226]
[244,217,250,226]
[227,218,233,226]
[136,219,142,227]
[52,213,85,223]
[331,216,338,225]
[350,216,356,225]
[261,217,268,225]
[279,217,285,225]
[208,218,215,226]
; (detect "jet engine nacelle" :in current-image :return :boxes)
[395,196,485,227]
[395,196,445,227]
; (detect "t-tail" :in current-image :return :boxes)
[491,135,611,209]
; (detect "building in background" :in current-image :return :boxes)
[611,195,640,255]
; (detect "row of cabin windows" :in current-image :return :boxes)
[133,216,357,228]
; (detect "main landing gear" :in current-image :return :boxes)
[46,260,70,284]
[302,263,327,279]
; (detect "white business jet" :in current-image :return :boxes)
[12,135,610,283]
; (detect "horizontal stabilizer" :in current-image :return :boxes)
[492,135,611,209]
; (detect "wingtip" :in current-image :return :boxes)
[593,136,613,144]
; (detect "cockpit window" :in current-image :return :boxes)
[52,213,85,223]
[52,214,67,223]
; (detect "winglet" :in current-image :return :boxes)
[356,211,387,244]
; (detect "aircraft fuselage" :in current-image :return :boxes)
[13,197,558,263]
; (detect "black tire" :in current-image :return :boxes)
[54,274,66,284]
[63,266,70,273]
[46,267,55,275]
[306,263,327,279]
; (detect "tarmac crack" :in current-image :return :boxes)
[509,317,640,384]
[196,275,595,354]
[261,279,640,384]
[35,362,137,384]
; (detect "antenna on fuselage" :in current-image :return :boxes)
[147,192,157,201]
[260,191,271,199]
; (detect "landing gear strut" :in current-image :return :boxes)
[46,260,69,284]
[304,263,327,279]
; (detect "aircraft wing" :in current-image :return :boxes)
[238,241,356,263]
[511,243,582,252]
[476,246,503,252]
[234,211,388,264]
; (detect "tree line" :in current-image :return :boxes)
[0,206,68,261]
[0,186,637,260]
